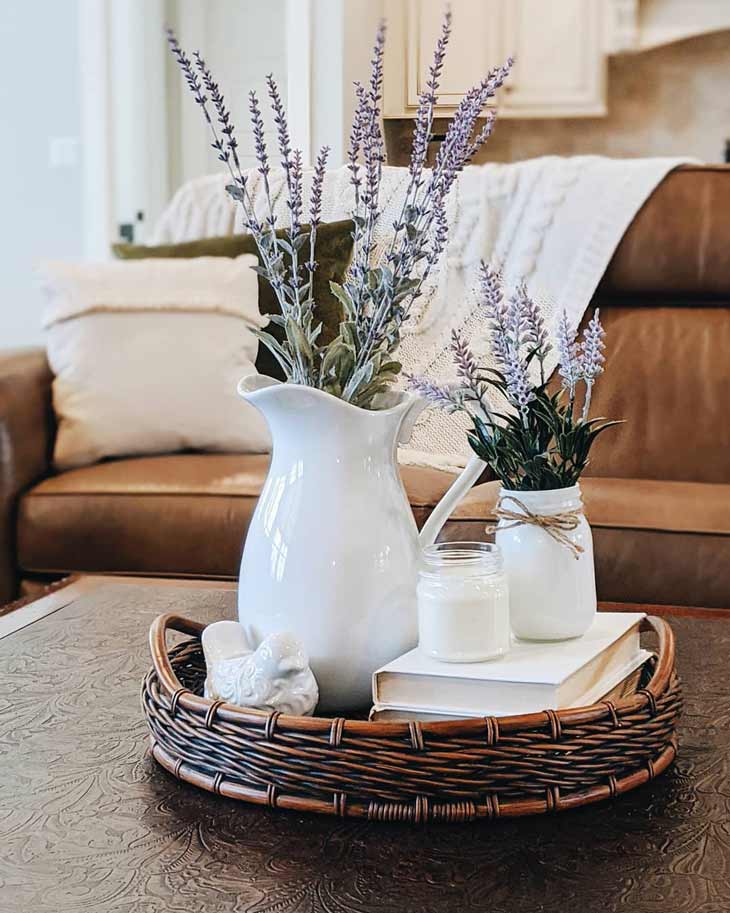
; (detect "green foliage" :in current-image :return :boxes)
[466,374,621,490]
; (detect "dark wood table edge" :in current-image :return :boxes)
[0,575,81,618]
[0,575,239,639]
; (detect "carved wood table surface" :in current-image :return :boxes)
[1,577,729,913]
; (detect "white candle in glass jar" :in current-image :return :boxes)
[417,542,511,663]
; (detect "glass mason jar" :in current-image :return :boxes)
[495,484,597,641]
[417,542,511,663]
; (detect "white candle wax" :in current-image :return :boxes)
[417,543,511,663]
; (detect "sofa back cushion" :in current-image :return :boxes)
[584,302,730,484]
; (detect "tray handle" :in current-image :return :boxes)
[640,615,675,700]
[149,613,206,697]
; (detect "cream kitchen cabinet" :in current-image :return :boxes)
[383,0,607,118]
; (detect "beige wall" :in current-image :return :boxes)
[385,30,730,166]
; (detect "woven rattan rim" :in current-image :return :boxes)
[144,613,680,822]
[148,613,675,737]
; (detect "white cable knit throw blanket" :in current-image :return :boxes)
[153,156,689,470]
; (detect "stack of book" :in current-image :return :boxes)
[370,612,650,721]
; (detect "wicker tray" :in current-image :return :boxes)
[142,613,681,824]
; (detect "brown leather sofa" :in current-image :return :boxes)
[2,165,728,608]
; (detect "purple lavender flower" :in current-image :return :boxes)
[266,74,292,166]
[478,263,511,366]
[428,199,448,266]
[347,82,367,199]
[432,58,513,202]
[514,283,538,343]
[557,310,581,400]
[309,145,330,228]
[288,149,304,236]
[451,328,493,416]
[451,329,479,385]
[248,90,269,178]
[193,51,244,179]
[170,16,514,408]
[579,309,605,382]
[410,9,452,183]
[501,346,534,419]
[579,308,606,418]
[167,31,237,181]
[359,21,387,261]
[506,286,527,349]
[166,30,207,118]
[406,375,462,413]
[478,263,506,320]
[465,109,497,163]
[514,280,551,384]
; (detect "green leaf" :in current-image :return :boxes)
[392,279,420,303]
[225,183,246,203]
[367,269,382,291]
[342,359,375,401]
[338,321,358,348]
[309,321,323,344]
[252,329,293,375]
[285,318,312,363]
[250,264,275,280]
[319,338,355,383]
[328,281,356,320]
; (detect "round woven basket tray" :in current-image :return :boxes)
[142,613,681,824]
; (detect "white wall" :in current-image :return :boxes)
[0,0,84,348]
[0,0,291,349]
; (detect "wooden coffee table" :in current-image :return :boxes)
[1,575,728,913]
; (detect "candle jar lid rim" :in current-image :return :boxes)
[421,541,504,574]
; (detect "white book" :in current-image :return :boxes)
[369,650,651,721]
[372,612,646,717]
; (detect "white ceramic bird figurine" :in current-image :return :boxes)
[201,620,319,716]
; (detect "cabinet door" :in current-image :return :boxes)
[501,0,606,116]
[406,0,504,112]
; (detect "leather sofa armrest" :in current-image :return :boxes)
[0,349,54,603]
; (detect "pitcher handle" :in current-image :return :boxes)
[418,453,487,547]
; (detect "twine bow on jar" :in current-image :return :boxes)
[492,494,585,560]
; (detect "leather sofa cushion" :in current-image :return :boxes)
[576,305,730,484]
[18,456,730,607]
[454,477,730,535]
[600,165,730,299]
[17,454,457,580]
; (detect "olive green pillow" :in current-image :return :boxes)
[113,219,354,380]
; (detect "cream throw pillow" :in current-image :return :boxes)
[40,256,271,469]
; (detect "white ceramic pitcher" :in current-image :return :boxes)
[236,375,486,712]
